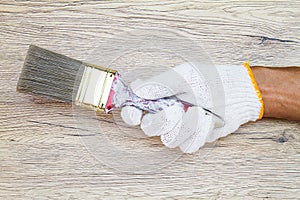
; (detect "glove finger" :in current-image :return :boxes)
[130,64,196,100]
[121,106,143,126]
[205,124,234,143]
[179,111,214,153]
[141,105,184,137]
[160,107,212,149]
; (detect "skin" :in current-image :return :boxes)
[252,66,300,121]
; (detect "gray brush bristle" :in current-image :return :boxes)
[17,45,85,102]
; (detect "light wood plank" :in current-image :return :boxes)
[0,0,299,199]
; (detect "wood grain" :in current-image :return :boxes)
[1,0,299,199]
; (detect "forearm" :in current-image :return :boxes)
[252,66,300,121]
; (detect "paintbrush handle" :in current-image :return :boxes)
[108,76,225,126]
[120,91,225,127]
[122,95,190,113]
[111,76,191,113]
[109,75,191,113]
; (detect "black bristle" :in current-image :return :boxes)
[17,45,85,102]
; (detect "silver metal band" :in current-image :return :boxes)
[75,64,117,112]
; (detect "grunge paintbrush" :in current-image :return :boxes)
[17,45,117,112]
[17,45,224,125]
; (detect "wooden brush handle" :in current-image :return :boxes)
[122,95,225,127]
[122,95,189,113]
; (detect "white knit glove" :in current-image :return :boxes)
[121,62,264,153]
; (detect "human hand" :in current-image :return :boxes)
[121,62,263,153]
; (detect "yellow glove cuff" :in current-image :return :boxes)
[243,62,264,119]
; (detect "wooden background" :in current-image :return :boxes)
[1,0,299,199]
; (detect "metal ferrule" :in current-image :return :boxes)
[75,63,117,113]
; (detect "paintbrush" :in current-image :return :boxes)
[17,45,224,125]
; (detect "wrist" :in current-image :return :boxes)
[251,67,274,118]
[252,66,300,120]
